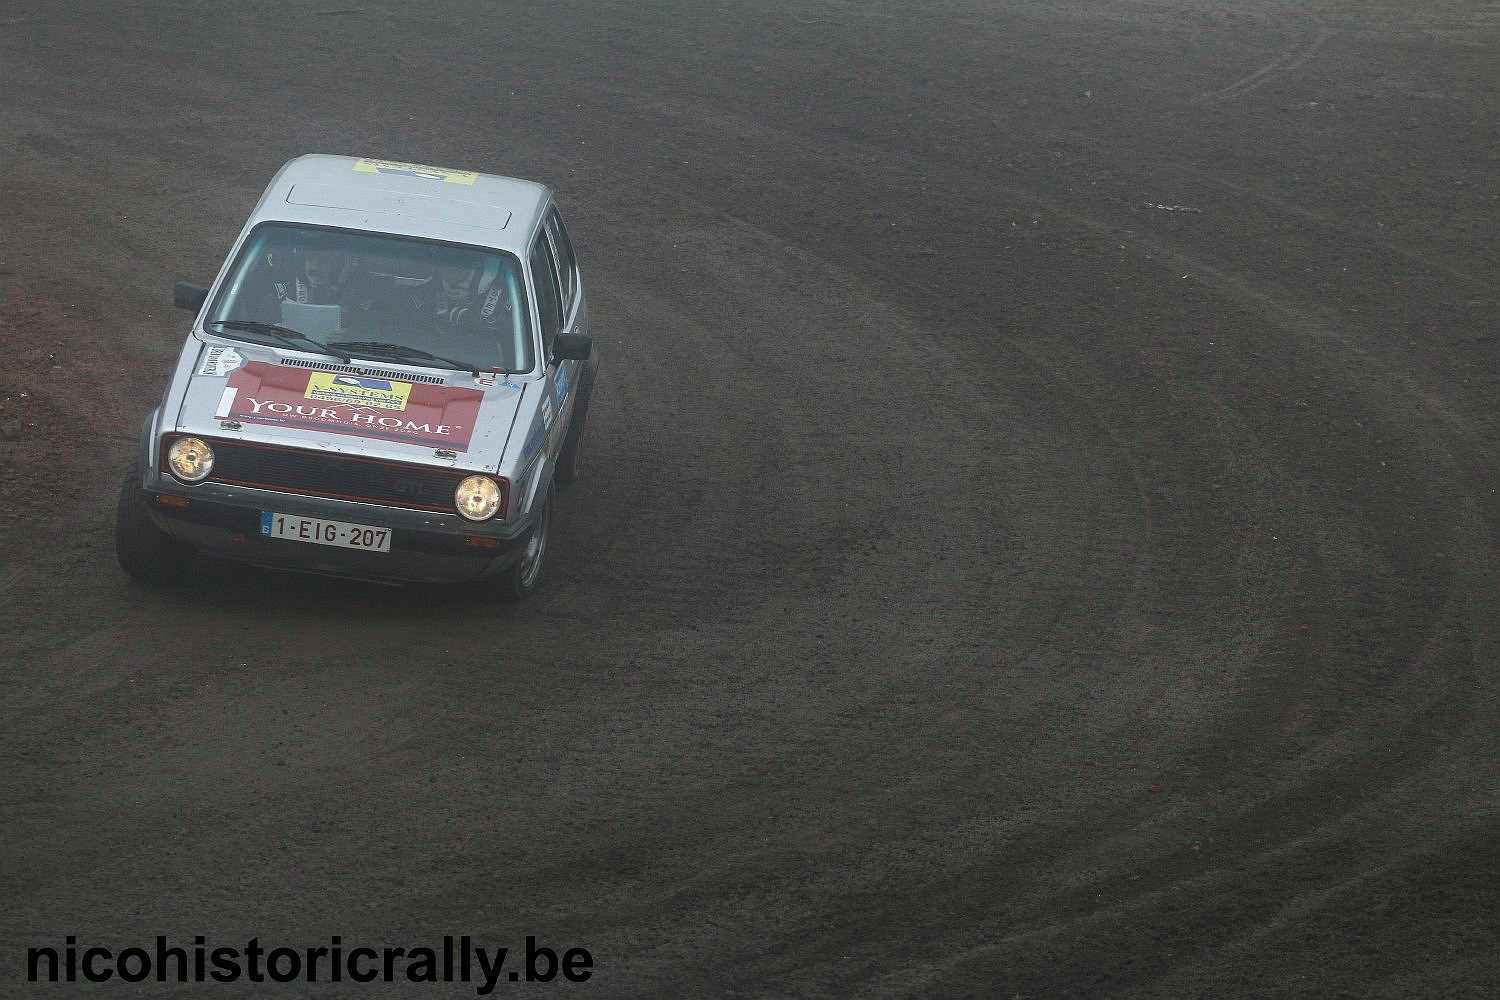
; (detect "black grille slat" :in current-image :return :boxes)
[206,441,467,511]
[277,358,446,385]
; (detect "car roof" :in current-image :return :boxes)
[244,154,550,257]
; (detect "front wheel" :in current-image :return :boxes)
[495,482,552,601]
[115,460,196,583]
[555,366,594,490]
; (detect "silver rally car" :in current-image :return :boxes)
[116,155,598,598]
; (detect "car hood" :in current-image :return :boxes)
[171,341,527,471]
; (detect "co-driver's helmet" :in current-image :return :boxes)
[294,230,344,289]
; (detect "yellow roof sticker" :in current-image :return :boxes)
[353,158,478,185]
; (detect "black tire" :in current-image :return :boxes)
[555,374,593,490]
[495,482,552,601]
[115,460,195,583]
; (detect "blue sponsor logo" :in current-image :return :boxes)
[332,375,393,390]
[521,420,547,461]
[555,365,571,406]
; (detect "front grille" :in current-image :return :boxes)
[170,437,472,513]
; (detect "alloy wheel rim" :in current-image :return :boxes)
[519,495,549,588]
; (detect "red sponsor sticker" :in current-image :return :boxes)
[216,362,482,450]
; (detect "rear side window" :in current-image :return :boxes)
[530,235,562,348]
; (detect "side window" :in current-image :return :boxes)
[544,207,579,310]
[529,235,563,352]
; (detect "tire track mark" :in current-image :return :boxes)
[1202,27,1332,101]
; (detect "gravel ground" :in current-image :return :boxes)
[2,2,1497,997]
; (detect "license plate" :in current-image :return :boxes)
[259,512,391,553]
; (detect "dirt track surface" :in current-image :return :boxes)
[3,2,1499,996]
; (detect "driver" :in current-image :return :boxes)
[428,248,510,333]
[367,246,510,340]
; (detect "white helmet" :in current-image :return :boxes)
[437,248,486,300]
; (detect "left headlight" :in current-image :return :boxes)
[455,475,502,521]
[166,437,215,483]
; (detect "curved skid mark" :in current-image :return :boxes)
[1204,28,1331,101]
[1202,176,1500,297]
[623,83,1499,478]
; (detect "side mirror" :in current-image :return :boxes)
[551,333,593,363]
[173,282,208,313]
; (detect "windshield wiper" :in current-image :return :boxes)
[336,341,486,376]
[205,320,351,363]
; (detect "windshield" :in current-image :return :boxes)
[205,224,534,373]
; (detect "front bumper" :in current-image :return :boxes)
[141,471,533,585]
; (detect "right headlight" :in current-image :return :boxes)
[455,475,502,521]
[166,436,215,483]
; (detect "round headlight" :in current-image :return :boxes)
[167,437,215,483]
[455,475,501,521]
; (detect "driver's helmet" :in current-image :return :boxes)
[434,246,493,301]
